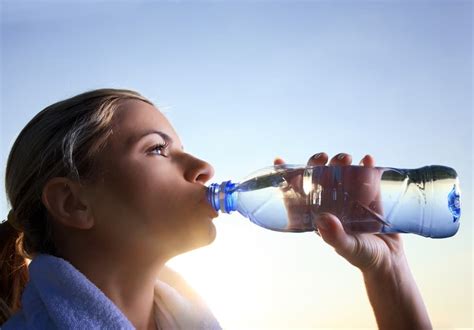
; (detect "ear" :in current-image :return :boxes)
[41,177,94,230]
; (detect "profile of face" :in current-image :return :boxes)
[81,99,217,261]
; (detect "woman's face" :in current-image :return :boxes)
[86,99,218,260]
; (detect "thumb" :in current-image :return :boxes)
[314,213,359,260]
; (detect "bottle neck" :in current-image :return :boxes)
[207,181,237,213]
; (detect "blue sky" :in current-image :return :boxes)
[1,1,472,327]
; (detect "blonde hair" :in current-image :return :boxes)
[0,88,153,324]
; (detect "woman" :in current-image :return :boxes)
[0,89,432,329]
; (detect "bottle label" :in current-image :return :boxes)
[448,184,461,223]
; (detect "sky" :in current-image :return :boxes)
[1,0,472,328]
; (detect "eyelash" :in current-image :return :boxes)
[148,142,169,156]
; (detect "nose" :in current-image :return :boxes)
[184,155,215,185]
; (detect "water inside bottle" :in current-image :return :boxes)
[237,166,389,233]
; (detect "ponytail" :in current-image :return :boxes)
[0,220,28,324]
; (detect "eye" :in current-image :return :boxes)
[148,142,169,156]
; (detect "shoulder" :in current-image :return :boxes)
[1,310,28,330]
[2,310,26,329]
[155,266,222,330]
[157,265,205,304]
[2,308,53,330]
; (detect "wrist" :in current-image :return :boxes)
[361,249,410,281]
[361,251,432,330]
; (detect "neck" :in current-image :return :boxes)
[58,239,167,330]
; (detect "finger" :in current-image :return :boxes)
[359,154,375,167]
[314,213,359,261]
[307,152,328,166]
[329,153,352,166]
[274,157,286,166]
[274,157,302,194]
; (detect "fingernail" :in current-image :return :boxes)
[311,153,322,159]
[337,153,345,160]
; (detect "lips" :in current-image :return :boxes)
[199,187,219,218]
[207,203,219,218]
[212,208,219,218]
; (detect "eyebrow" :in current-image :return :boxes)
[128,130,184,150]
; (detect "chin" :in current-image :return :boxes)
[199,221,217,246]
[186,221,217,252]
[206,222,217,244]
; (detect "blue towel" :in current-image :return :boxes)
[3,254,221,329]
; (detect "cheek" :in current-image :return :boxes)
[100,161,189,225]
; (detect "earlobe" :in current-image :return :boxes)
[41,177,94,230]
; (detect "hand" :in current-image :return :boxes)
[274,153,405,274]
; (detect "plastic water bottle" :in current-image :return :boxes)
[207,164,461,238]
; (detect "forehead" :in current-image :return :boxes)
[110,99,181,146]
